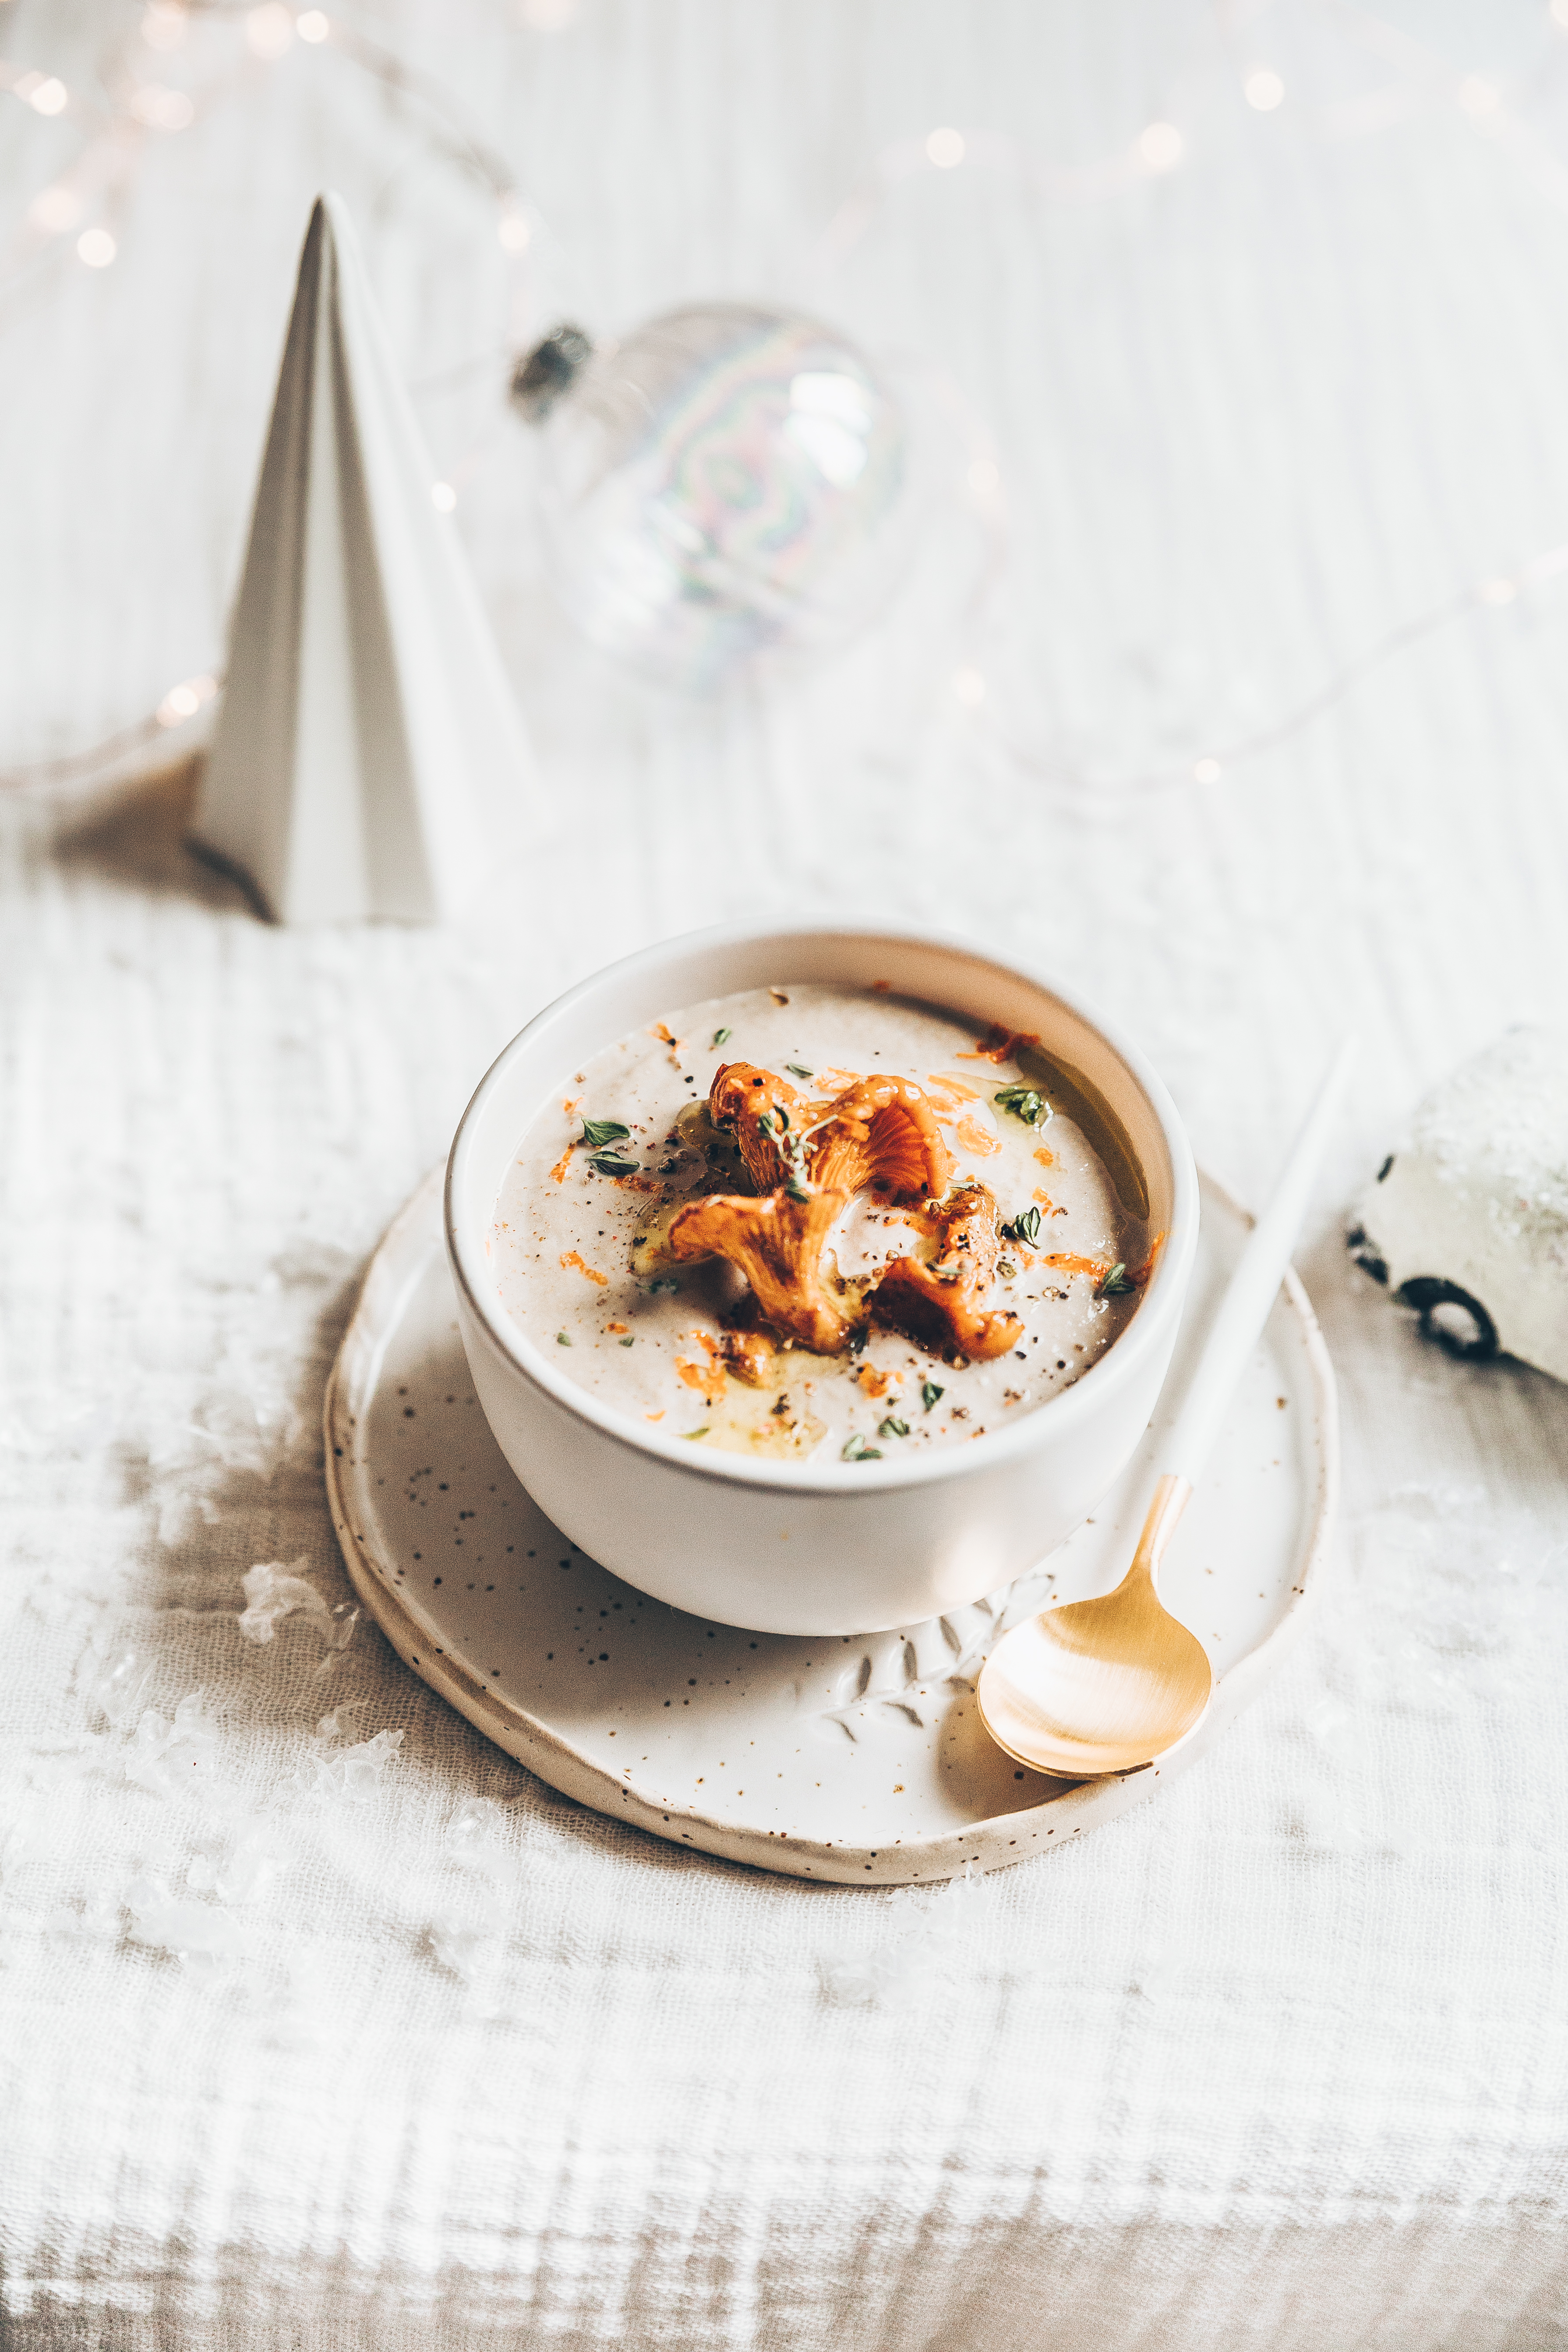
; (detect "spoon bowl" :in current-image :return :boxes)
[977,1475,1211,1777]
[976,1042,1354,1782]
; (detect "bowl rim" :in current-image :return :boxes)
[445,916,1199,1497]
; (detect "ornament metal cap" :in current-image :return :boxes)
[510,323,595,423]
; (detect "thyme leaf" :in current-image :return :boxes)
[682,1426,710,1441]
[1096,1261,1137,1297]
[1000,1206,1042,1247]
[878,1415,910,1439]
[589,1152,640,1177]
[581,1118,631,1149]
[713,1027,732,1047]
[994,1084,1051,1129]
[921,1380,944,1411]
[842,1432,882,1463]
[555,1331,572,1346]
[785,1062,814,1079]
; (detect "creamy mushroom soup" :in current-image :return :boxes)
[488,985,1157,1463]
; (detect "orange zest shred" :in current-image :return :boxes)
[1042,1252,1109,1280]
[1033,1189,1056,1209]
[562,1096,581,1118]
[954,1115,1002,1159]
[813,1067,860,1095]
[955,1025,1041,1065]
[1034,1146,1056,1169]
[645,1411,665,1422]
[549,1146,573,1185]
[855,1363,892,1399]
[560,1250,607,1286]
[606,1320,629,1334]
[676,1354,727,1404]
[927,1072,980,1103]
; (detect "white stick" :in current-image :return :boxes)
[1163,1038,1356,1489]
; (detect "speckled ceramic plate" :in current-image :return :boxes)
[325,1168,1337,1885]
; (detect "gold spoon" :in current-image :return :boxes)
[977,1042,1354,1780]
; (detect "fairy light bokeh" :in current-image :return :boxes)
[4,0,1568,799]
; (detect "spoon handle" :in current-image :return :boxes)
[1161,1038,1355,1491]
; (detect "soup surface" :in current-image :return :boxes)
[489,985,1155,1462]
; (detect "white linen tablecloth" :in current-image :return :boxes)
[2,2,1567,2344]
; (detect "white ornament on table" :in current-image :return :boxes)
[1348,1025,1568,1383]
[190,191,539,924]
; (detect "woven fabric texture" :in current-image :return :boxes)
[3,2,1568,2345]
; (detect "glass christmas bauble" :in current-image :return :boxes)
[513,304,913,692]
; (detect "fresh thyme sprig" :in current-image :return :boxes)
[1000,1206,1042,1247]
[760,1105,814,1201]
[994,1084,1052,1129]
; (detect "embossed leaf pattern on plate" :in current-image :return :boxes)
[812,1564,1058,1741]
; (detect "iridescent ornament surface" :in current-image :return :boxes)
[515,304,912,691]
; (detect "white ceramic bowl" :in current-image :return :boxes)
[445,920,1198,1636]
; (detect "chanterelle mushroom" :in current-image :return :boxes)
[709,1062,808,1193]
[872,1182,1024,1362]
[669,1188,852,1354]
[806,1073,953,1203]
[676,1064,995,1359]
[709,1062,951,1202]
